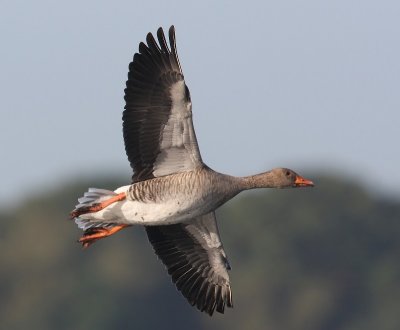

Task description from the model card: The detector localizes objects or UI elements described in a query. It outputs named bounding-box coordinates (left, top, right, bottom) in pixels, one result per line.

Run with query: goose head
left=269, top=168, right=314, bottom=188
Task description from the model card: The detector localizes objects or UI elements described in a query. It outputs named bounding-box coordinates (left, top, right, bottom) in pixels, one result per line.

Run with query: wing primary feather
left=168, top=25, right=182, bottom=72
left=145, top=32, right=168, bottom=71
left=215, top=286, right=225, bottom=313
left=146, top=32, right=161, bottom=54
left=138, top=41, right=151, bottom=56
left=157, top=27, right=170, bottom=54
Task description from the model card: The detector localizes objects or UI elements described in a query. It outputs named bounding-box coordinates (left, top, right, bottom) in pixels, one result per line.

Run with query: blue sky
left=1, top=0, right=399, bottom=206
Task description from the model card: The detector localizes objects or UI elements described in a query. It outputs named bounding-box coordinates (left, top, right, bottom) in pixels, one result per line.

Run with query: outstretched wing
left=145, top=212, right=233, bottom=316
left=123, top=26, right=203, bottom=183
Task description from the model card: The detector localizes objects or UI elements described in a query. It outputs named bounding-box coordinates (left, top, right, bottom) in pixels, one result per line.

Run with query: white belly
left=80, top=185, right=209, bottom=225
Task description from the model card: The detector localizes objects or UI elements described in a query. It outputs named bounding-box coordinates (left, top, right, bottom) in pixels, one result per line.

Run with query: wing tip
left=169, top=25, right=175, bottom=36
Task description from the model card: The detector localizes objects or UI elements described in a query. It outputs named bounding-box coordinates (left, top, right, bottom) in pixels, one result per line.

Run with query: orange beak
left=294, top=175, right=314, bottom=187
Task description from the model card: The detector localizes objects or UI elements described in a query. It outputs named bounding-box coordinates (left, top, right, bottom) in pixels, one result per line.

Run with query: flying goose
left=70, top=26, right=314, bottom=316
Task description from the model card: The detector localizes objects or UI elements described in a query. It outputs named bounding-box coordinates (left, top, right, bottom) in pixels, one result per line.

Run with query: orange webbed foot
left=78, top=224, right=130, bottom=248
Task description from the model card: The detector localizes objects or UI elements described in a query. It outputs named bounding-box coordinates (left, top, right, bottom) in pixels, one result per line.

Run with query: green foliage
left=0, top=175, right=399, bottom=330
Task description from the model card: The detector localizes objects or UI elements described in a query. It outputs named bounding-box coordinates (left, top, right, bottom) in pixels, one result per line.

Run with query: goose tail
left=70, top=188, right=125, bottom=227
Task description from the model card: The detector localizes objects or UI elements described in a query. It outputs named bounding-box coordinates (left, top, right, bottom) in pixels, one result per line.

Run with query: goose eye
left=285, top=171, right=291, bottom=177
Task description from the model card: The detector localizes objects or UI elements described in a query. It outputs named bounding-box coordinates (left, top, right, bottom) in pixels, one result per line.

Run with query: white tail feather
left=88, top=188, right=117, bottom=195
left=73, top=188, right=117, bottom=209
left=72, top=188, right=119, bottom=231
left=75, top=217, right=116, bottom=231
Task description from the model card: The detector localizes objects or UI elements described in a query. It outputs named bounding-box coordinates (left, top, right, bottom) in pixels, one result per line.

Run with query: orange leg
left=70, top=192, right=126, bottom=218
left=79, top=224, right=130, bottom=248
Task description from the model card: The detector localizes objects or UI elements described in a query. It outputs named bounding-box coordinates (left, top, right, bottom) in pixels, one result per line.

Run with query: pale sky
left=1, top=0, right=399, bottom=207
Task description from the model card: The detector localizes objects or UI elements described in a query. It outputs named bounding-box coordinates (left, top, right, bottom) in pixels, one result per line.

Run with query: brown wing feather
left=123, top=26, right=202, bottom=183
left=145, top=212, right=233, bottom=316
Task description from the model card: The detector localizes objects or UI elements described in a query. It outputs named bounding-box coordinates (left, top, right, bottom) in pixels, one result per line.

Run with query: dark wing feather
left=145, top=212, right=233, bottom=316
left=124, top=26, right=202, bottom=183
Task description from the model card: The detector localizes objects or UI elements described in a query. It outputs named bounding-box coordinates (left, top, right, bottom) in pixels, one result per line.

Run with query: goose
left=70, top=26, right=314, bottom=316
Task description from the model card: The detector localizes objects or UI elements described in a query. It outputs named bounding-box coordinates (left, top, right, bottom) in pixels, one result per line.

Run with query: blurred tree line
left=0, top=174, right=399, bottom=330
